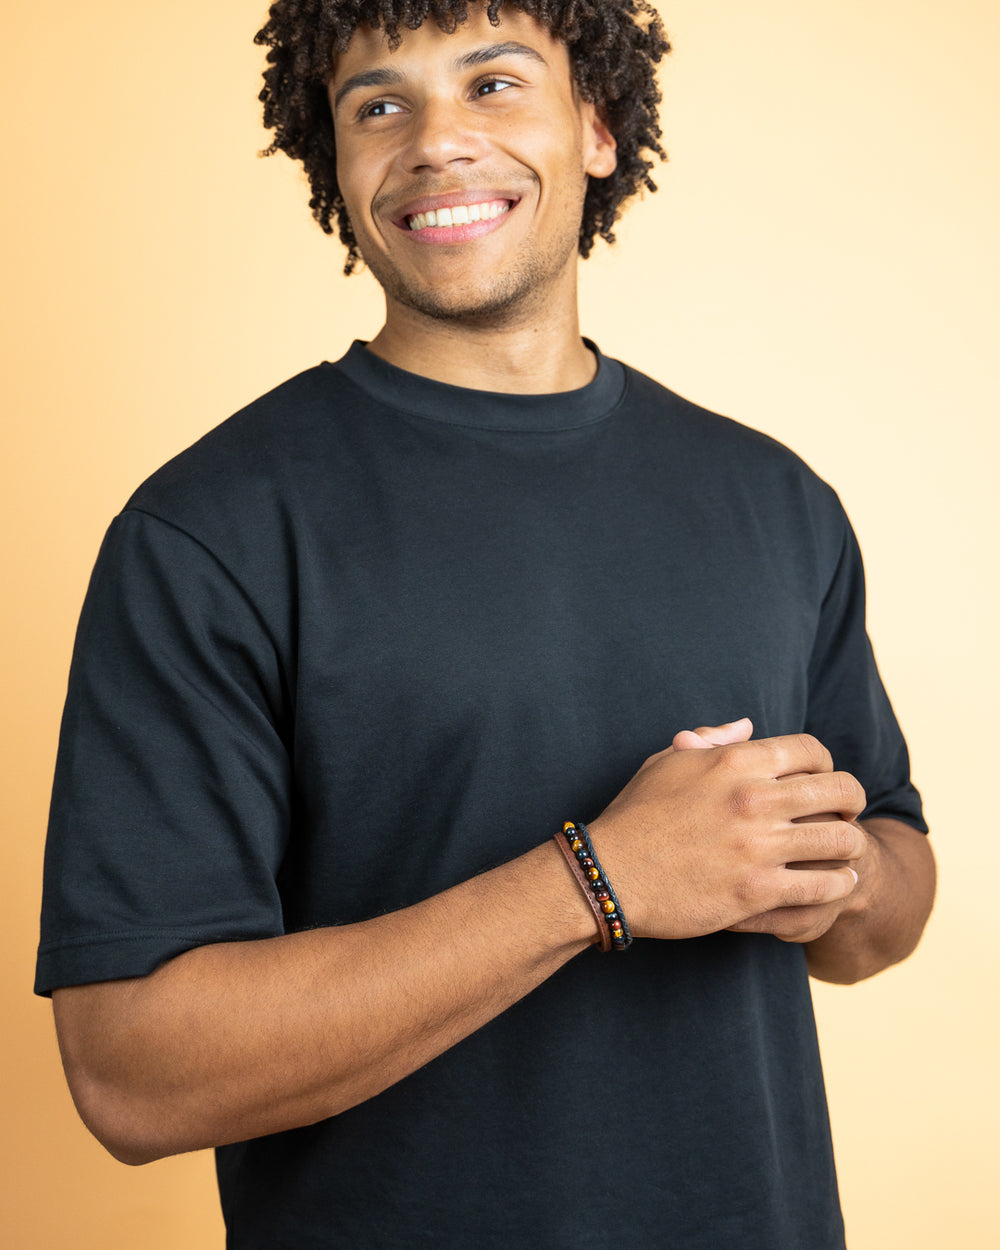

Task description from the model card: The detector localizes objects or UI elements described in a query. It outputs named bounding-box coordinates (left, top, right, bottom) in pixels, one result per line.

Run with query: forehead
left=330, top=5, right=570, bottom=85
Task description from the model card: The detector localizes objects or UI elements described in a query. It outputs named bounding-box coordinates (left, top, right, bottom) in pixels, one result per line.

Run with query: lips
left=390, top=190, right=520, bottom=234
left=406, top=199, right=512, bottom=230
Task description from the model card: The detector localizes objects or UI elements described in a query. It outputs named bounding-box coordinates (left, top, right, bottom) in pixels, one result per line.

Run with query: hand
left=588, top=722, right=866, bottom=942
left=670, top=721, right=869, bottom=944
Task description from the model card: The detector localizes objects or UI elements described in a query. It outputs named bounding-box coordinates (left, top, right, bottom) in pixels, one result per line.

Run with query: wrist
left=554, top=823, right=632, bottom=951
left=516, top=838, right=602, bottom=952
left=585, top=816, right=646, bottom=939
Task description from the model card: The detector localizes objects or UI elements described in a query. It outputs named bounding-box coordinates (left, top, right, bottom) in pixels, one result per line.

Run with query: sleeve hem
left=34, top=923, right=284, bottom=997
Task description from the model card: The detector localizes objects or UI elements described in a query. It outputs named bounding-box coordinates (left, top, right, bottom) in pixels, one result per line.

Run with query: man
left=37, top=2, right=935, bottom=1246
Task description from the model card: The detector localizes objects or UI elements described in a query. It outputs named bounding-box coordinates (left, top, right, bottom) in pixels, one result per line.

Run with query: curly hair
left=255, top=0, right=670, bottom=275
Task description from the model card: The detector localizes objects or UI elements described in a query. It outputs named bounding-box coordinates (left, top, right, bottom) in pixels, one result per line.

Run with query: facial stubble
left=351, top=191, right=586, bottom=328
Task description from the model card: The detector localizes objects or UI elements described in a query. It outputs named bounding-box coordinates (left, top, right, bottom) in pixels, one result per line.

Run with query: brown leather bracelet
left=553, top=829, right=613, bottom=951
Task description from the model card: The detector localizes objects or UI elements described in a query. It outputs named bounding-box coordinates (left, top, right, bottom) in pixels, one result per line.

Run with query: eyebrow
left=332, top=41, right=549, bottom=112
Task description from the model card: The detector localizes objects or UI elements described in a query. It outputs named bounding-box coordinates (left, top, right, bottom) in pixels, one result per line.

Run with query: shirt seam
left=329, top=362, right=632, bottom=433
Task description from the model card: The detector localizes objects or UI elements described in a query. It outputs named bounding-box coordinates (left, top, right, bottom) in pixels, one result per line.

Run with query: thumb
left=673, top=717, right=753, bottom=752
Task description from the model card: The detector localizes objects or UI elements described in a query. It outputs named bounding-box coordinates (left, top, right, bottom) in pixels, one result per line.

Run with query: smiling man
left=327, top=13, right=615, bottom=358
left=37, top=3, right=934, bottom=1248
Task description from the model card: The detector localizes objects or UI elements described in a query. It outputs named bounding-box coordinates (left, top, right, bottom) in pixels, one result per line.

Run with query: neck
left=365, top=284, right=597, bottom=395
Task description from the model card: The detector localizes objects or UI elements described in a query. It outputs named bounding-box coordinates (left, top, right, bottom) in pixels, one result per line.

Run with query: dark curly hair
left=255, top=1, right=670, bottom=274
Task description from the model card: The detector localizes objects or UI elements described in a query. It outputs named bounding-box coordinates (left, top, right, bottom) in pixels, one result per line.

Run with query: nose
left=401, top=96, right=486, bottom=173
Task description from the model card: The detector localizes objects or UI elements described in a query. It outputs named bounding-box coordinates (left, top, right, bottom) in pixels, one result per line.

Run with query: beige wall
left=3, top=2, right=996, bottom=1245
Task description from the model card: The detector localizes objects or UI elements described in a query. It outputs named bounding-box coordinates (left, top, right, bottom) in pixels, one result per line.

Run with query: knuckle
left=833, top=771, right=866, bottom=816
left=770, top=910, right=812, bottom=941
left=712, top=744, right=743, bottom=777
left=831, top=821, right=857, bottom=861
left=729, top=782, right=763, bottom=819
left=786, top=874, right=830, bottom=908
left=795, top=732, right=831, bottom=772
left=846, top=821, right=868, bottom=859
left=735, top=868, right=767, bottom=908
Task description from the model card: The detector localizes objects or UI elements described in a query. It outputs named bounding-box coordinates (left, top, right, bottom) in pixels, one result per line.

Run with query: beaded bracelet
left=553, top=821, right=633, bottom=952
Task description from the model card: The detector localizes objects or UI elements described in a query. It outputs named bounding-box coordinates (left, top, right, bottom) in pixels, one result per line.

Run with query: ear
left=582, top=103, right=617, bottom=179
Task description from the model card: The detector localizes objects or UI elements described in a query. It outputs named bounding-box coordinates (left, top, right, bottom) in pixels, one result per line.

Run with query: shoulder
left=622, top=361, right=841, bottom=488
left=620, top=363, right=815, bottom=472
left=127, top=363, right=354, bottom=518
left=617, top=360, right=852, bottom=555
left=96, top=361, right=376, bottom=604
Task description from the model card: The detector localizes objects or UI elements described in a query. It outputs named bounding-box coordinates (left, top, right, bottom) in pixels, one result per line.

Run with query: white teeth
left=407, top=201, right=510, bottom=230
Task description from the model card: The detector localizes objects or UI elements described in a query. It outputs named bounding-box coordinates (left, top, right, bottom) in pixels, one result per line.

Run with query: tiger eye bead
left=602, top=900, right=617, bottom=915
left=570, top=838, right=584, bottom=853
left=595, top=889, right=610, bottom=901
left=586, top=867, right=600, bottom=882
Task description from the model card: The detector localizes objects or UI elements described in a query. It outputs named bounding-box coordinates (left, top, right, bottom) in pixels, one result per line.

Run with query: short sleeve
left=805, top=512, right=927, bottom=832
left=35, top=509, right=293, bottom=995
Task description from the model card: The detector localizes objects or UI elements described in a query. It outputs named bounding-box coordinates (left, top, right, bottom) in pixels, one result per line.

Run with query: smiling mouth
left=404, top=199, right=514, bottom=231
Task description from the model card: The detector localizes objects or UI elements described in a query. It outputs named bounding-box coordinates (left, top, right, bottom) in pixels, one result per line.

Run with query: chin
left=357, top=227, right=578, bottom=326
left=394, top=279, right=545, bottom=325
left=367, top=252, right=546, bottom=322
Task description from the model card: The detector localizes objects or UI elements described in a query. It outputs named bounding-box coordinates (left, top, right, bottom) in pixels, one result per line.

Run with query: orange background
left=3, top=2, right=997, bottom=1246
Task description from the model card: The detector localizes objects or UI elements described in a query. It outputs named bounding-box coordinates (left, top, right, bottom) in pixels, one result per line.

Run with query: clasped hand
left=588, top=719, right=868, bottom=945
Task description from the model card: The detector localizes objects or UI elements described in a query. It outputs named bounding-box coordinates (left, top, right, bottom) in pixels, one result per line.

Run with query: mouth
left=392, top=194, right=519, bottom=243
left=405, top=199, right=513, bottom=231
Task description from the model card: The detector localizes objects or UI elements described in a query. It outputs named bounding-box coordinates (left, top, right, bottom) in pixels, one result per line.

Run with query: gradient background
left=3, top=1, right=997, bottom=1246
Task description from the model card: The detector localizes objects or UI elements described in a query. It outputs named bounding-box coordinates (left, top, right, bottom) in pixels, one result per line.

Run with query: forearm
left=53, top=729, right=890, bottom=1163
left=54, top=839, right=595, bottom=1165
left=805, top=817, right=936, bottom=984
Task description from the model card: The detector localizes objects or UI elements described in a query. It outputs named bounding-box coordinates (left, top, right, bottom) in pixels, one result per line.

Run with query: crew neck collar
left=330, top=339, right=626, bottom=432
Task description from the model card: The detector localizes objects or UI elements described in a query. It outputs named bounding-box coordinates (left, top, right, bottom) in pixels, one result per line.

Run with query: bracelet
left=553, top=821, right=633, bottom=952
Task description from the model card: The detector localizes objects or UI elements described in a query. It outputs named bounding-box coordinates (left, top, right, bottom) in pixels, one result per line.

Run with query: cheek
left=340, top=150, right=400, bottom=235
left=335, top=142, right=376, bottom=208
left=545, top=145, right=591, bottom=209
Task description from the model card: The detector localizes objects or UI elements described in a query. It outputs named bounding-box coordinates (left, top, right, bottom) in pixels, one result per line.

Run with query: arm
left=53, top=730, right=863, bottom=1165
left=54, top=841, right=596, bottom=1165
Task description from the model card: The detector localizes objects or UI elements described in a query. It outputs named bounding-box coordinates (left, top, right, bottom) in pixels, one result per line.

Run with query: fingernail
left=849, top=868, right=859, bottom=884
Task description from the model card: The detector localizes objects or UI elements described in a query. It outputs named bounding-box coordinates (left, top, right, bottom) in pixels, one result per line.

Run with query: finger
left=727, top=903, right=842, bottom=944
left=779, top=771, right=867, bottom=823
left=673, top=718, right=753, bottom=752
left=752, top=732, right=834, bottom=778
left=772, top=862, right=859, bottom=909
left=783, top=818, right=868, bottom=865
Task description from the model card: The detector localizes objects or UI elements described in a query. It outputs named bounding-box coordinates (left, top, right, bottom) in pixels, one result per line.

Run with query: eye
left=473, top=77, right=514, bottom=98
left=359, top=99, right=404, bottom=119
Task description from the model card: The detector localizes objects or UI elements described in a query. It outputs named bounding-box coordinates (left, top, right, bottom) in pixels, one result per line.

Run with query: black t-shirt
left=37, top=342, right=925, bottom=1248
